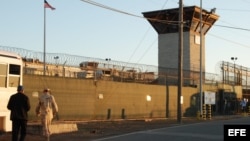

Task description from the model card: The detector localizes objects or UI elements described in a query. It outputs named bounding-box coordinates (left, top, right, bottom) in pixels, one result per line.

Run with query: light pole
left=105, top=58, right=111, bottom=68
left=54, top=56, right=59, bottom=67
left=231, top=57, right=237, bottom=85
left=54, top=56, right=59, bottom=76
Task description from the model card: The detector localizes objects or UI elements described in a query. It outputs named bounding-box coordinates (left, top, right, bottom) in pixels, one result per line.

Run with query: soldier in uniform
left=36, top=88, right=58, bottom=141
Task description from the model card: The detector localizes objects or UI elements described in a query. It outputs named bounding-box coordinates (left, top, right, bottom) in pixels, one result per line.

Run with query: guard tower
left=142, top=6, right=219, bottom=85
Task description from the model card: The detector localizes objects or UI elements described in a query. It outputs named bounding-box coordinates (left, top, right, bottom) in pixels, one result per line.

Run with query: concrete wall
left=23, top=75, right=242, bottom=121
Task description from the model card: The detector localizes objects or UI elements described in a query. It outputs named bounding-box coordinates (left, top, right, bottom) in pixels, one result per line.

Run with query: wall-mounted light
left=146, top=95, right=151, bottom=101
left=98, top=94, right=103, bottom=99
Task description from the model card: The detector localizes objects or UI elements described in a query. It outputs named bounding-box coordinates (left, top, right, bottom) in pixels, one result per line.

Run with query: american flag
left=44, top=0, right=55, bottom=10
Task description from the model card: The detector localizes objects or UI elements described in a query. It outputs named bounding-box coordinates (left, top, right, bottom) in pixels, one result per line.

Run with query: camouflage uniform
left=36, top=88, right=58, bottom=138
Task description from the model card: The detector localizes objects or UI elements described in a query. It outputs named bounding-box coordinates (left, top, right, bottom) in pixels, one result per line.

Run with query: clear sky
left=1, top=0, right=250, bottom=74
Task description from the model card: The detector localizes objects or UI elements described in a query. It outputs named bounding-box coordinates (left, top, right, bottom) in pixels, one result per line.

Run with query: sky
left=1, top=0, right=250, bottom=74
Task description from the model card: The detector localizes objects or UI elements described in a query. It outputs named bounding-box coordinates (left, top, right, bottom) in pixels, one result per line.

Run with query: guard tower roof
left=142, top=6, right=219, bottom=35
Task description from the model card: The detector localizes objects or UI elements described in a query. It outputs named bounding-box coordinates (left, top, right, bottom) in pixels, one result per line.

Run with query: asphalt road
left=93, top=117, right=250, bottom=141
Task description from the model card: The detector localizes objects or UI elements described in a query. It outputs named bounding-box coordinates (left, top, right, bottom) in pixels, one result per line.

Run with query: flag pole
left=43, top=3, right=46, bottom=76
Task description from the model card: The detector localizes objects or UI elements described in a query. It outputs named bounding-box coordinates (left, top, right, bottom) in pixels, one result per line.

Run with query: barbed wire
left=0, top=45, right=157, bottom=73
left=3, top=45, right=250, bottom=85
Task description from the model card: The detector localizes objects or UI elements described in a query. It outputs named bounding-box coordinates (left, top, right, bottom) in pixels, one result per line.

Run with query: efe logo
left=228, top=129, right=246, bottom=136
left=224, top=125, right=250, bottom=140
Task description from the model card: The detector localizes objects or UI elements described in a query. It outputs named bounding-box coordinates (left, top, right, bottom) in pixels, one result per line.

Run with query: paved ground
left=0, top=115, right=244, bottom=141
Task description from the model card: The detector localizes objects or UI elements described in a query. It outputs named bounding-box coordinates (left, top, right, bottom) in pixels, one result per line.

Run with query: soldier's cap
left=44, top=88, right=51, bottom=92
left=17, top=85, right=24, bottom=91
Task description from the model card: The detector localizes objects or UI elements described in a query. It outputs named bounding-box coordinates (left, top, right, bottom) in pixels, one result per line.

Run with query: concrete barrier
left=27, top=122, right=78, bottom=135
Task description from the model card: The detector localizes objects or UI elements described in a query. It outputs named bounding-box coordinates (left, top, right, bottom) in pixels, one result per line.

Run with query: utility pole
left=199, top=0, right=203, bottom=119
left=177, top=0, right=183, bottom=124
